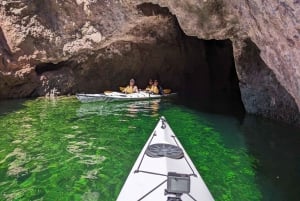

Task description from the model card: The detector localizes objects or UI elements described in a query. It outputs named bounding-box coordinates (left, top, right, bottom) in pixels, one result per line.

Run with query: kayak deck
left=117, top=117, right=214, bottom=201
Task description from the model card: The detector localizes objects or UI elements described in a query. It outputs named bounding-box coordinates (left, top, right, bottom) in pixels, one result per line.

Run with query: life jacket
left=150, top=85, right=160, bottom=94
left=124, top=85, right=137, bottom=94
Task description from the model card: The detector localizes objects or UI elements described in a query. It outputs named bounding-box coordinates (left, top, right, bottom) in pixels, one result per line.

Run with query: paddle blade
left=119, top=87, right=125, bottom=92
left=104, top=91, right=112, bottom=95
left=163, top=89, right=171, bottom=94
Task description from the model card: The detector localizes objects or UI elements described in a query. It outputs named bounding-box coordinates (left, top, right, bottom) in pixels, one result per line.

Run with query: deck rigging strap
left=135, top=131, right=156, bottom=173
left=171, top=136, right=197, bottom=177
left=137, top=179, right=167, bottom=201
left=136, top=170, right=167, bottom=177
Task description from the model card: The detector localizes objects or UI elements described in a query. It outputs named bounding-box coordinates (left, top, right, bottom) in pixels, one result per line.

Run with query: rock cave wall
left=0, top=0, right=299, bottom=126
left=237, top=39, right=299, bottom=124
left=141, top=0, right=300, bottom=124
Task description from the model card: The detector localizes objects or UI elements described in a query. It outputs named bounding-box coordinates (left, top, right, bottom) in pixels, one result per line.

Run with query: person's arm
left=134, top=86, right=138, bottom=93
left=123, top=86, right=128, bottom=94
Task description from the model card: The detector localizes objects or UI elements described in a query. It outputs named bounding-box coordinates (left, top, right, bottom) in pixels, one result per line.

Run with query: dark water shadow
left=172, top=97, right=300, bottom=201
left=0, top=99, right=28, bottom=117
left=241, top=115, right=300, bottom=201
left=174, top=94, right=245, bottom=122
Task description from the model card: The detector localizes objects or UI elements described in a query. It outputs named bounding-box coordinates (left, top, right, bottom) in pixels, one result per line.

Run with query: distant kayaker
left=145, top=79, right=153, bottom=91
left=123, top=78, right=138, bottom=94
left=150, top=80, right=164, bottom=95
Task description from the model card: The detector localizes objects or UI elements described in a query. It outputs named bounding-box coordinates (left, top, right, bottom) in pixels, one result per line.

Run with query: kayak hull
left=117, top=116, right=214, bottom=201
left=76, top=92, right=176, bottom=103
left=75, top=94, right=107, bottom=103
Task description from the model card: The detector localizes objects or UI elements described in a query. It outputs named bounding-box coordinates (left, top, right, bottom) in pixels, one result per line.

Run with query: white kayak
left=117, top=116, right=214, bottom=201
left=76, top=91, right=176, bottom=103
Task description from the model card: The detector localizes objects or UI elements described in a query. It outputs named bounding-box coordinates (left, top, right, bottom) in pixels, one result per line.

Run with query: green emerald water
left=0, top=97, right=299, bottom=201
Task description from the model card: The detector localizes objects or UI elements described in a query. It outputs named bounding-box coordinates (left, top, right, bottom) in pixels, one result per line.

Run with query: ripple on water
left=11, top=140, right=22, bottom=144
left=0, top=148, right=28, bottom=177
left=78, top=155, right=106, bottom=165
left=3, top=188, right=28, bottom=201
left=82, top=191, right=100, bottom=201
left=66, top=140, right=106, bottom=165
left=65, top=134, right=76, bottom=139
left=82, top=169, right=100, bottom=180
left=71, top=126, right=79, bottom=129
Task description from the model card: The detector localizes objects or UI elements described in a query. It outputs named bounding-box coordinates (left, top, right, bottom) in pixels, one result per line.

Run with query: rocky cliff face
left=0, top=0, right=299, bottom=125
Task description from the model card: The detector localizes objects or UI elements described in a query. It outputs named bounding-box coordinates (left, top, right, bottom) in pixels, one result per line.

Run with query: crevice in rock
left=0, top=27, right=12, bottom=57
left=35, top=61, right=69, bottom=75
left=137, top=3, right=171, bottom=16
left=0, top=27, right=13, bottom=70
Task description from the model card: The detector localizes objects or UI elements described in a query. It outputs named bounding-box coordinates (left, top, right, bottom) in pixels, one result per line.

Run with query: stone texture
left=237, top=39, right=299, bottom=124
left=0, top=0, right=299, bottom=125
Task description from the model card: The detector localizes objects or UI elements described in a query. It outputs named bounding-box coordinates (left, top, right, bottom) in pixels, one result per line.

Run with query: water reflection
left=76, top=99, right=161, bottom=118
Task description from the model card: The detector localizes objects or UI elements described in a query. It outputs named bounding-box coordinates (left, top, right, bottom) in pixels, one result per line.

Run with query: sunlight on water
left=0, top=96, right=298, bottom=200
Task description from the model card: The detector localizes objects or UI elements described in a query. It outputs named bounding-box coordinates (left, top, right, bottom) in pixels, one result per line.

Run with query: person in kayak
left=123, top=78, right=139, bottom=94
left=145, top=79, right=153, bottom=91
left=150, top=80, right=164, bottom=95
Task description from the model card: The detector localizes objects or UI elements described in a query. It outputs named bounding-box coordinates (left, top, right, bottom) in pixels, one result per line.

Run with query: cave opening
left=136, top=3, right=245, bottom=116
left=35, top=61, right=69, bottom=75
left=182, top=38, right=244, bottom=115
left=36, top=2, right=245, bottom=116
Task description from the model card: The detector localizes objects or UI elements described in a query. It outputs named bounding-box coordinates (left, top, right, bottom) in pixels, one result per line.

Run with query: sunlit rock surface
left=0, top=0, right=299, bottom=125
